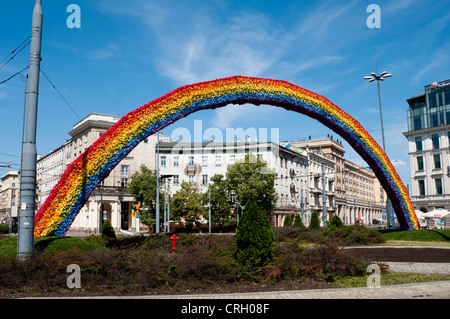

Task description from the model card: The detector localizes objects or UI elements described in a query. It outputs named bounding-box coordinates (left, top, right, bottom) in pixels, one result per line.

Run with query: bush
left=329, top=215, right=344, bottom=228
left=309, top=211, right=321, bottom=230
left=283, top=215, right=292, bottom=227
left=234, top=200, right=275, bottom=267
left=0, top=225, right=9, bottom=234
left=101, top=220, right=116, bottom=239
left=323, top=224, right=385, bottom=246
left=293, top=214, right=305, bottom=229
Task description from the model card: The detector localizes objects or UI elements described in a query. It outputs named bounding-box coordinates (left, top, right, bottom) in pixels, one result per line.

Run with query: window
left=435, top=178, right=443, bottom=195
left=430, top=112, right=440, bottom=127
left=215, top=155, right=222, bottom=167
left=173, top=175, right=179, bottom=185
left=418, top=180, right=425, bottom=196
left=415, top=137, right=422, bottom=151
left=417, top=156, right=424, bottom=170
left=121, top=165, right=129, bottom=177
left=188, top=175, right=195, bottom=183
left=445, top=88, right=450, bottom=106
left=432, top=134, right=439, bottom=149
left=160, top=156, right=166, bottom=166
left=121, top=178, right=128, bottom=188
left=202, top=174, right=208, bottom=185
left=429, top=93, right=438, bottom=108
left=189, top=156, right=194, bottom=166
left=202, top=156, right=208, bottom=167
left=174, top=156, right=179, bottom=167
left=434, top=154, right=441, bottom=169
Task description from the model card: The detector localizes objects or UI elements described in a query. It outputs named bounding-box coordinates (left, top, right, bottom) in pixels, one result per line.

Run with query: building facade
left=0, top=170, right=20, bottom=227
left=404, top=79, right=450, bottom=212
left=158, top=139, right=338, bottom=227
left=37, top=113, right=171, bottom=233
left=287, top=137, right=385, bottom=226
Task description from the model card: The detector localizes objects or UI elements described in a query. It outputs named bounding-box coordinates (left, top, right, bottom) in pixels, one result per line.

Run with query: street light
left=363, top=71, right=392, bottom=150
left=364, top=70, right=393, bottom=228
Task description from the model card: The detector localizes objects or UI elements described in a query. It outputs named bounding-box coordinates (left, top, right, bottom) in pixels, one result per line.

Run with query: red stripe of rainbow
left=34, top=76, right=419, bottom=237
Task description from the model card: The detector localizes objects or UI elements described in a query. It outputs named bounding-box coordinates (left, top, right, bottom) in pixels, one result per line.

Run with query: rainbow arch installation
left=34, top=76, right=420, bottom=236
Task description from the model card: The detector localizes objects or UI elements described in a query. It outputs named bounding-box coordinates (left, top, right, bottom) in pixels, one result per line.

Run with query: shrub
left=323, top=224, right=385, bottom=246
left=0, top=225, right=9, bottom=234
left=309, top=211, right=321, bottom=230
left=234, top=200, right=275, bottom=267
left=329, top=215, right=344, bottom=228
left=101, top=220, right=116, bottom=239
left=293, top=214, right=305, bottom=229
left=283, top=215, right=292, bottom=227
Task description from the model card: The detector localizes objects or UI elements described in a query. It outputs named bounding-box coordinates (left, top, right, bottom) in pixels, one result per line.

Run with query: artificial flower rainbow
left=34, top=76, right=420, bottom=236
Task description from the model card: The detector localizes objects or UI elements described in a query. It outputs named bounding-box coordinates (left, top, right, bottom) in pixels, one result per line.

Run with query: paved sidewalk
left=82, top=281, right=450, bottom=299
left=387, top=262, right=450, bottom=274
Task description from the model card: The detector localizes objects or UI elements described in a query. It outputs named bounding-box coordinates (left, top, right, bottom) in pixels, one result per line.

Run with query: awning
left=422, top=209, right=450, bottom=219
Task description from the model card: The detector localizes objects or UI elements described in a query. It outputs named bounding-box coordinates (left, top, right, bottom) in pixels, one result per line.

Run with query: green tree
left=234, top=200, right=274, bottom=267
left=170, top=181, right=205, bottom=230
left=101, top=219, right=116, bottom=239
left=309, top=211, right=321, bottom=230
left=127, top=165, right=164, bottom=230
left=226, top=153, right=278, bottom=213
left=329, top=214, right=344, bottom=228
left=293, top=214, right=305, bottom=229
left=203, top=174, right=232, bottom=230
left=283, top=214, right=292, bottom=227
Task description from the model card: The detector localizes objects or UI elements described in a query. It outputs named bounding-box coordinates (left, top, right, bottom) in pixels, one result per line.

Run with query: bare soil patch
left=345, top=247, right=450, bottom=263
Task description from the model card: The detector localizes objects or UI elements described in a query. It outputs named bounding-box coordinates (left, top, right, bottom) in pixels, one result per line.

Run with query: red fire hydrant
left=171, top=234, right=178, bottom=254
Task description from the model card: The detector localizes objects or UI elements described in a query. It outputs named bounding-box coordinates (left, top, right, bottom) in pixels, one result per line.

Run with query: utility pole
left=208, top=183, right=211, bottom=234
left=322, top=162, right=327, bottom=227
left=17, top=0, right=42, bottom=259
left=99, top=181, right=103, bottom=234
left=155, top=133, right=160, bottom=233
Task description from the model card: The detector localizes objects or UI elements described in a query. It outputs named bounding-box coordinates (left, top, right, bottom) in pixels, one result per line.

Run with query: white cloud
left=89, top=43, right=120, bottom=61
left=154, top=12, right=289, bottom=85
left=391, top=159, right=406, bottom=167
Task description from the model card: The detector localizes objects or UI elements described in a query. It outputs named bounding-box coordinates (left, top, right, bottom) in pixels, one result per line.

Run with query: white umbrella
left=415, top=210, right=426, bottom=219
left=422, top=209, right=450, bottom=218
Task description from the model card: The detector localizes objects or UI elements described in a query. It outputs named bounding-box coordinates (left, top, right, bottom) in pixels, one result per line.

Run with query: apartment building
left=158, top=138, right=317, bottom=227
left=158, top=138, right=339, bottom=227
left=287, top=137, right=385, bottom=225
left=403, top=79, right=450, bottom=212
left=0, top=170, right=20, bottom=227
left=37, top=113, right=171, bottom=233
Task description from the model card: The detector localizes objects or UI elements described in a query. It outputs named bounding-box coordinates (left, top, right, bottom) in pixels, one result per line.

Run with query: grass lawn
left=380, top=229, right=450, bottom=245
left=0, top=235, right=105, bottom=258
left=332, top=272, right=450, bottom=289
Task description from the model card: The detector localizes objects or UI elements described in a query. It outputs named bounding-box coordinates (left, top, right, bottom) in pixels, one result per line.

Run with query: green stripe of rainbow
left=34, top=76, right=419, bottom=237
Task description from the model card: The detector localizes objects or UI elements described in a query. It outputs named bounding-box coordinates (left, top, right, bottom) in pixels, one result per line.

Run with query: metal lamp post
left=364, top=71, right=393, bottom=228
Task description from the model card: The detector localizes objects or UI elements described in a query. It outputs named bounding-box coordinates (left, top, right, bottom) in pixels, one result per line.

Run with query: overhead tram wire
left=0, top=36, right=31, bottom=71
left=0, top=66, right=29, bottom=86
left=40, top=68, right=82, bottom=120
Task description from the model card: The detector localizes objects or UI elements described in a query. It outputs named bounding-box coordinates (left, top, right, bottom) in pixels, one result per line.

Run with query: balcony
left=289, top=168, right=296, bottom=177
left=290, top=184, right=297, bottom=194
left=92, top=186, right=130, bottom=196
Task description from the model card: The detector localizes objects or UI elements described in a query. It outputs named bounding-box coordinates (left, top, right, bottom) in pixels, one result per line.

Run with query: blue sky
left=1, top=0, right=450, bottom=188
